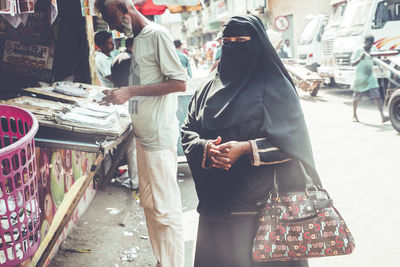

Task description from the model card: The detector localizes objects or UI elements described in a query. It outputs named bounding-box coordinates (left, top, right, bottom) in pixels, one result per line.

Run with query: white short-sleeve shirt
left=129, top=22, right=187, bottom=150
left=95, top=51, right=114, bottom=88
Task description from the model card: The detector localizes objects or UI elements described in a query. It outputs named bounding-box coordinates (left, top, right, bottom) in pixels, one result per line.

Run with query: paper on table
left=55, top=111, right=121, bottom=130
left=53, top=83, right=89, bottom=98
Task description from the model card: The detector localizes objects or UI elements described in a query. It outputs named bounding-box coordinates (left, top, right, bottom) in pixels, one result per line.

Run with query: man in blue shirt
left=351, top=35, right=388, bottom=123
left=174, top=39, right=192, bottom=78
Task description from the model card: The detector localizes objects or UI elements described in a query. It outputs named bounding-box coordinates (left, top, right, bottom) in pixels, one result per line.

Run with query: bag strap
left=273, top=160, right=314, bottom=193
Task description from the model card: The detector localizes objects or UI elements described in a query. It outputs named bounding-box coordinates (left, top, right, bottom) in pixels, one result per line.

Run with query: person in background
left=211, top=32, right=222, bottom=71
left=174, top=39, right=192, bottom=78
left=94, top=31, right=115, bottom=88
left=181, top=14, right=319, bottom=267
left=192, top=46, right=201, bottom=68
left=111, top=37, right=134, bottom=87
left=205, top=47, right=214, bottom=68
left=278, top=45, right=288, bottom=58
left=282, top=39, right=292, bottom=58
left=95, top=0, right=187, bottom=266
left=351, top=35, right=389, bottom=123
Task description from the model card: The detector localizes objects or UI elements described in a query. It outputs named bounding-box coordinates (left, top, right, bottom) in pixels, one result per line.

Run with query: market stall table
left=2, top=83, right=134, bottom=266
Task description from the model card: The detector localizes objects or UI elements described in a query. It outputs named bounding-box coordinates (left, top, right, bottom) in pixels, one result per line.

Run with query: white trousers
left=126, top=136, right=139, bottom=189
left=136, top=142, right=184, bottom=267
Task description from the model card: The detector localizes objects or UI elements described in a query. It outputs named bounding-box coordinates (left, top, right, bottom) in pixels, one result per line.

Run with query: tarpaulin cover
left=153, top=0, right=198, bottom=6
left=135, top=0, right=166, bottom=15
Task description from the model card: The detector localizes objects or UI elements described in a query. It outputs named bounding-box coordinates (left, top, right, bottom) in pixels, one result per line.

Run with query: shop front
left=0, top=0, right=131, bottom=265
left=0, top=0, right=201, bottom=265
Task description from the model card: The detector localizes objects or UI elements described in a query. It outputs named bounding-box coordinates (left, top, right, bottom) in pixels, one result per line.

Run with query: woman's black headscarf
left=197, top=15, right=321, bottom=185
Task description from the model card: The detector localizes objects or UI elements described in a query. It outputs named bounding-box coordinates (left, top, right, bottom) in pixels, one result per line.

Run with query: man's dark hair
left=125, top=37, right=134, bottom=48
left=95, top=31, right=112, bottom=47
left=174, top=40, right=182, bottom=48
left=365, top=35, right=374, bottom=43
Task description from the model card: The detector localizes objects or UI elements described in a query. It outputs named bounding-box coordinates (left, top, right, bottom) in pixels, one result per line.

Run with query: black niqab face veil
left=218, top=23, right=260, bottom=84
left=196, top=15, right=321, bottom=185
left=202, top=15, right=296, bottom=131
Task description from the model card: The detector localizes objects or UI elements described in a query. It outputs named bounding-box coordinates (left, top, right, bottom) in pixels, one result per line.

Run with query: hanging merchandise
left=2, top=4, right=54, bottom=82
left=1, top=0, right=37, bottom=15
left=80, top=0, right=95, bottom=16
left=50, top=0, right=57, bottom=24
left=17, top=0, right=35, bottom=13
left=0, top=0, right=39, bottom=28
left=0, top=13, right=27, bottom=28
left=0, top=0, right=17, bottom=15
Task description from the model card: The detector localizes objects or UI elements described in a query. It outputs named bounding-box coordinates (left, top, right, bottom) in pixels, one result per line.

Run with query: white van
left=297, top=14, right=327, bottom=72
left=333, top=0, right=400, bottom=86
left=318, top=0, right=348, bottom=83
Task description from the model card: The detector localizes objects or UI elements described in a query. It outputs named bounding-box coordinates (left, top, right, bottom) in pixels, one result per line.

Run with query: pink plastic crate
left=0, top=105, right=40, bottom=266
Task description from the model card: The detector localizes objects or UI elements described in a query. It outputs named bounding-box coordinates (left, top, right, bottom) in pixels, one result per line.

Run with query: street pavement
left=50, top=78, right=400, bottom=267
left=180, top=86, right=400, bottom=267
left=298, top=87, right=400, bottom=267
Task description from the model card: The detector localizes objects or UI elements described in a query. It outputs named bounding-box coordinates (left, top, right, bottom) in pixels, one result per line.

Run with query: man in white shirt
left=282, top=39, right=292, bottom=58
left=95, top=1, right=187, bottom=266
left=94, top=31, right=115, bottom=88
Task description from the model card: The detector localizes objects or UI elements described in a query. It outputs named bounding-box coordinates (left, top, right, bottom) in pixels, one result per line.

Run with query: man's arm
left=101, top=79, right=186, bottom=105
left=351, top=53, right=365, bottom=66
left=351, top=49, right=365, bottom=66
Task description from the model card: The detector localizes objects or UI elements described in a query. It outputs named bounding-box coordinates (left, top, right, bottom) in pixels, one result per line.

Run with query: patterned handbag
left=252, top=161, right=355, bottom=262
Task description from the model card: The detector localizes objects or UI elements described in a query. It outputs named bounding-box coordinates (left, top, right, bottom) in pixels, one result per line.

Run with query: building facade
left=267, top=0, right=332, bottom=57
left=183, top=0, right=268, bottom=47
left=175, top=0, right=331, bottom=57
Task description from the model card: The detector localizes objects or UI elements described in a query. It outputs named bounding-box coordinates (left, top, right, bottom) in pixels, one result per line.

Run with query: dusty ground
left=49, top=185, right=155, bottom=267
left=49, top=163, right=197, bottom=267
left=49, top=84, right=400, bottom=267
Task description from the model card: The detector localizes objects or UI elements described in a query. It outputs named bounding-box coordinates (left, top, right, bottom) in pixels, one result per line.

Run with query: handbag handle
left=272, top=160, right=315, bottom=193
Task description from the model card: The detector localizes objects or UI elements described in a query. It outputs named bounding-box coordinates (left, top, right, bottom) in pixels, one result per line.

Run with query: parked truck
left=333, top=0, right=400, bottom=87
left=297, top=14, right=327, bottom=72
left=318, top=0, right=348, bottom=84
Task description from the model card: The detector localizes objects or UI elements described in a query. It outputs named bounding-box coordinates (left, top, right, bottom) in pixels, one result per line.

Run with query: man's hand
left=100, top=87, right=133, bottom=105
left=360, top=53, right=366, bottom=60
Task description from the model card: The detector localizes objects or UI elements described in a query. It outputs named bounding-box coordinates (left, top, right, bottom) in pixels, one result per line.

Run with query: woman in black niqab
left=181, top=14, right=318, bottom=267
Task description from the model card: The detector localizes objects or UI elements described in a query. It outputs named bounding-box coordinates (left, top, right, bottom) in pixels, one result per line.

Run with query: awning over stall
left=153, top=0, right=198, bottom=5
left=135, top=0, right=166, bottom=15
left=136, top=0, right=202, bottom=15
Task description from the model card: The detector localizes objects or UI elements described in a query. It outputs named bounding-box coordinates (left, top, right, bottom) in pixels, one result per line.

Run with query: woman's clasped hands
left=206, top=136, right=252, bottom=171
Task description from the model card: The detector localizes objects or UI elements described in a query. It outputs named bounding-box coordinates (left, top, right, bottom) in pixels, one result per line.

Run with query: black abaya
left=194, top=216, right=308, bottom=267
left=181, top=14, right=320, bottom=267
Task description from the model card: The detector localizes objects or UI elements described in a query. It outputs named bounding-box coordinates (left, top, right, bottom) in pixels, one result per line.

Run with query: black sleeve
left=181, top=92, right=210, bottom=169
left=249, top=138, right=292, bottom=166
